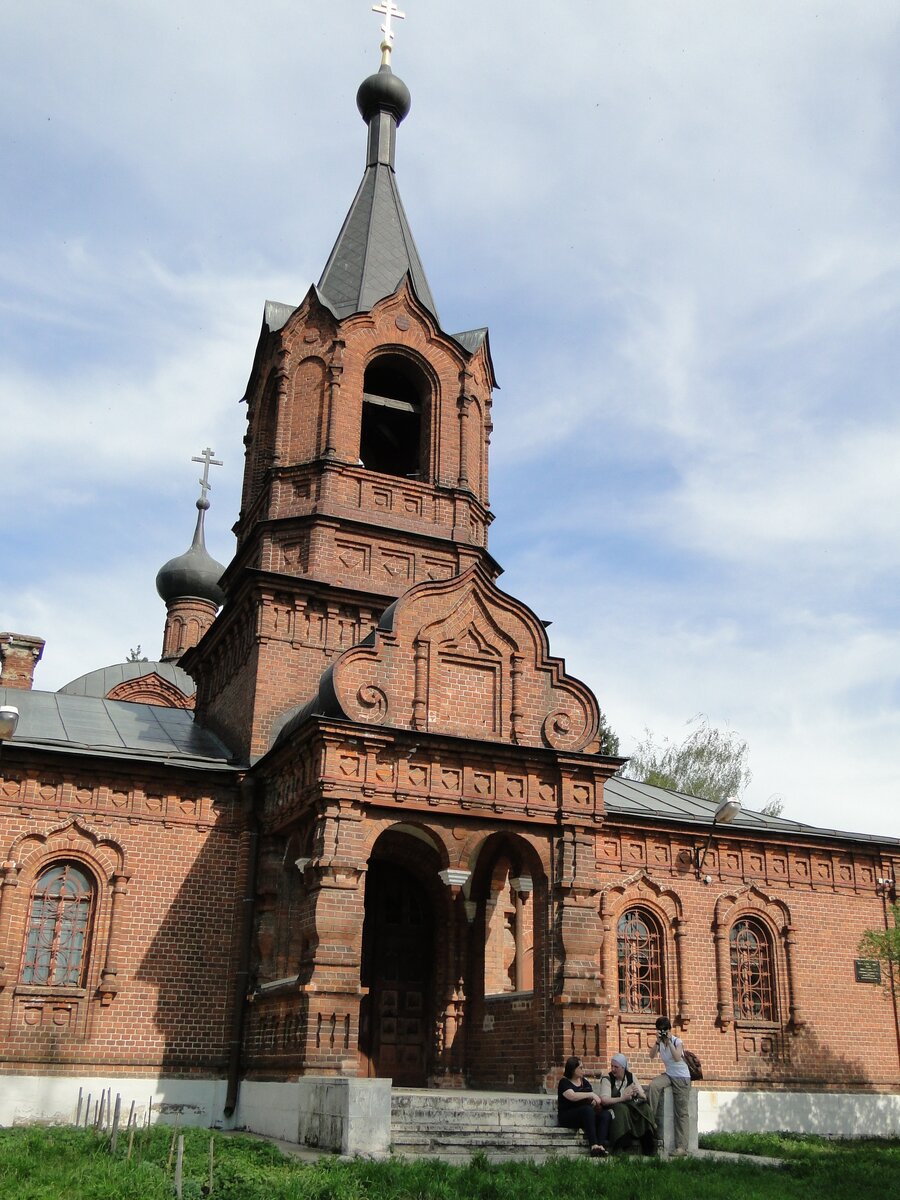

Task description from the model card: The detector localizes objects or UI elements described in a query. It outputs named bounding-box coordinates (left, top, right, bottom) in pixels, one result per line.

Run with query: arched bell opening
left=360, top=353, right=430, bottom=479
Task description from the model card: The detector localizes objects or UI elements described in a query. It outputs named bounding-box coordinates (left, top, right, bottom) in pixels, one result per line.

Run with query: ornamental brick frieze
left=320, top=565, right=602, bottom=752
left=597, top=827, right=880, bottom=895
left=313, top=737, right=609, bottom=826
left=195, top=612, right=256, bottom=697
left=253, top=593, right=379, bottom=658
left=0, top=770, right=224, bottom=829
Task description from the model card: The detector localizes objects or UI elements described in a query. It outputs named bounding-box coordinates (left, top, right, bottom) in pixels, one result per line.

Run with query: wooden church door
left=360, top=861, right=433, bottom=1086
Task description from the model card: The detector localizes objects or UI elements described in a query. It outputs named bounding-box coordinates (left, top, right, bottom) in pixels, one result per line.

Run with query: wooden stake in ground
left=208, top=1135, right=215, bottom=1196
left=110, top=1093, right=122, bottom=1153
left=75, top=1086, right=83, bottom=1127
left=127, top=1125, right=135, bottom=1162
left=167, top=1118, right=180, bottom=1171
left=174, top=1134, right=184, bottom=1200
left=84, top=1093, right=92, bottom=1129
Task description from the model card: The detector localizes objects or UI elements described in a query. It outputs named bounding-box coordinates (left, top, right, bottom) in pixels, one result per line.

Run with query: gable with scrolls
left=319, top=566, right=601, bottom=751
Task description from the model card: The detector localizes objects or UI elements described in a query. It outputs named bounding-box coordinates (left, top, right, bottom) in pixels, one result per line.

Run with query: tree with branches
left=859, top=903, right=900, bottom=989
left=622, top=714, right=751, bottom=804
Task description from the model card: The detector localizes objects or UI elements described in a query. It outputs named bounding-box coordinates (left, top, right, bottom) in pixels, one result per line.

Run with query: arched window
left=21, top=863, right=94, bottom=987
left=730, top=917, right=776, bottom=1020
left=360, top=354, right=428, bottom=478
left=617, top=907, right=664, bottom=1014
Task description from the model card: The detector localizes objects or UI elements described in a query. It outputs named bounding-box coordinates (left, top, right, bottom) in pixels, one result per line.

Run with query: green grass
left=0, top=1127, right=898, bottom=1200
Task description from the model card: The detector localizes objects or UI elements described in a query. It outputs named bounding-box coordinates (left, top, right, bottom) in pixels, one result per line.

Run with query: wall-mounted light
left=0, top=705, right=19, bottom=743
left=876, top=875, right=897, bottom=904
left=694, top=796, right=742, bottom=880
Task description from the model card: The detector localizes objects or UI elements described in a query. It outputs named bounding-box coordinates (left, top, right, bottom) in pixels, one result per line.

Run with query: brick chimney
left=0, top=633, right=45, bottom=690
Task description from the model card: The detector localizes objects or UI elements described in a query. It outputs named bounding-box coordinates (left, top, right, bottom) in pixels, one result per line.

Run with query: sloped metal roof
left=451, top=327, right=488, bottom=355
left=59, top=660, right=196, bottom=699
left=317, top=163, right=438, bottom=321
left=604, top=775, right=898, bottom=847
left=0, top=687, right=235, bottom=769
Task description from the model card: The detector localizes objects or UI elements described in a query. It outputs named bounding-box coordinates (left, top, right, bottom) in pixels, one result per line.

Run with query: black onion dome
left=155, top=502, right=226, bottom=607
left=356, top=63, right=411, bottom=124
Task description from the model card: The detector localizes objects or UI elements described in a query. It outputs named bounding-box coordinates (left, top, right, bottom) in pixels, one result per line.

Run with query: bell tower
left=186, top=36, right=498, bottom=759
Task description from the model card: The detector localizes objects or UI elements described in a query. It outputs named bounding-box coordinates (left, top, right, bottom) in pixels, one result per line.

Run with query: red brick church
left=1, top=31, right=897, bottom=1140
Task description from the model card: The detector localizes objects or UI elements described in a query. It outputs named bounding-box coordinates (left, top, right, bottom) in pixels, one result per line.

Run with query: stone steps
left=390, top=1088, right=588, bottom=1162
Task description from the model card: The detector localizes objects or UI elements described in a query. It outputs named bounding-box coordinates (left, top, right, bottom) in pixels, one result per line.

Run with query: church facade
left=0, top=42, right=898, bottom=1136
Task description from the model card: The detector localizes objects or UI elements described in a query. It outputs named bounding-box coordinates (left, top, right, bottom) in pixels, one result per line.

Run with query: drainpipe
left=224, top=774, right=261, bottom=1117
left=877, top=862, right=900, bottom=1071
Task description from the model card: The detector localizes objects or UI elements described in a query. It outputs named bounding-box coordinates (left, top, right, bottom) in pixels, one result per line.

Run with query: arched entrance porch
left=359, top=827, right=448, bottom=1086
left=464, top=831, right=550, bottom=1091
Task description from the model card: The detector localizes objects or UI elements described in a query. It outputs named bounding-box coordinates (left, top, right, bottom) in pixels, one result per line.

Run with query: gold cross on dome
left=191, top=446, right=223, bottom=503
left=373, top=1, right=405, bottom=55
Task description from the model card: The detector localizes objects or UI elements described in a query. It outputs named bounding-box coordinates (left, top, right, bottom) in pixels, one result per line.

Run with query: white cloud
left=1, top=2, right=898, bottom=844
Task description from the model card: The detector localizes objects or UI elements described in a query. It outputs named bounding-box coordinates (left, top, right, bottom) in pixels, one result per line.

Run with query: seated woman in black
left=557, top=1055, right=612, bottom=1157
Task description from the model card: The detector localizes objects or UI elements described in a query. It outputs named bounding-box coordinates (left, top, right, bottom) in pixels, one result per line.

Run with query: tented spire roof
left=317, top=61, right=438, bottom=321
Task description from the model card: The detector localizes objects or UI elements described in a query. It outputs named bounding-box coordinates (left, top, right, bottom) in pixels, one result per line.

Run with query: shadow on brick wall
left=710, top=1023, right=899, bottom=1136
left=134, top=804, right=243, bottom=1080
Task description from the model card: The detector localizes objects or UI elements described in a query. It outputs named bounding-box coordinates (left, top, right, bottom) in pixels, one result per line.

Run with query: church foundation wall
left=0, top=1073, right=229, bottom=1129
left=698, top=1087, right=900, bottom=1137
left=3, top=1073, right=897, bottom=1143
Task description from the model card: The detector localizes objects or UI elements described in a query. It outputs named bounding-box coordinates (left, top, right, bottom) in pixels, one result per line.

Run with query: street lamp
left=694, top=796, right=742, bottom=880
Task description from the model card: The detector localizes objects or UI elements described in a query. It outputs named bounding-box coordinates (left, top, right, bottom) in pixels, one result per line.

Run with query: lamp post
left=694, top=796, right=741, bottom=881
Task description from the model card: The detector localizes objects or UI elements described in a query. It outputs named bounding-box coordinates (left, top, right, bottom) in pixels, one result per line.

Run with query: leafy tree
left=622, top=714, right=751, bottom=804
left=859, top=903, right=900, bottom=986
left=597, top=710, right=620, bottom=757
left=127, top=645, right=148, bottom=662
left=760, top=795, right=785, bottom=817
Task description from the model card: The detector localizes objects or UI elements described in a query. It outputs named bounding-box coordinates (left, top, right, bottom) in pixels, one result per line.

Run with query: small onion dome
left=357, top=63, right=411, bottom=125
left=155, top=500, right=226, bottom=607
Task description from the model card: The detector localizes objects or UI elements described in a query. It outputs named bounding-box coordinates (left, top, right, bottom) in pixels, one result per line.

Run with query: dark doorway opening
left=360, top=860, right=433, bottom=1085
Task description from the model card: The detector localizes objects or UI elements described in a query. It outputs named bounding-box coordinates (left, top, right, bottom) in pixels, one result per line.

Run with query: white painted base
left=0, top=1075, right=231, bottom=1129
left=233, top=1077, right=392, bottom=1156
left=699, top=1089, right=900, bottom=1138
left=656, top=1087, right=700, bottom=1152
left=2, top=1076, right=898, bottom=1144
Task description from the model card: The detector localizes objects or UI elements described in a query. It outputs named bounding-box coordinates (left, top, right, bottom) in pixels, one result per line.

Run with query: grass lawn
left=0, top=1126, right=897, bottom=1200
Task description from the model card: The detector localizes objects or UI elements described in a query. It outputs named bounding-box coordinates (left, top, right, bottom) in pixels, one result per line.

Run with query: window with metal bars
left=21, top=862, right=94, bottom=987
left=616, top=907, right=665, bottom=1014
left=729, top=916, right=776, bottom=1020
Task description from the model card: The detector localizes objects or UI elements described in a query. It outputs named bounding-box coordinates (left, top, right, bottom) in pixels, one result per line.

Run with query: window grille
left=21, top=863, right=94, bottom=987
left=617, top=907, right=664, bottom=1013
left=730, top=917, right=776, bottom=1020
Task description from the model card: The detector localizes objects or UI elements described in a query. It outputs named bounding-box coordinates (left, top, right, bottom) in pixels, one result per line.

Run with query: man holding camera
left=646, top=1015, right=691, bottom=1156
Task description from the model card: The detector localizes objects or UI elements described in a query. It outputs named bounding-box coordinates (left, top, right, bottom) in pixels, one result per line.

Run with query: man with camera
left=646, top=1015, right=691, bottom=1156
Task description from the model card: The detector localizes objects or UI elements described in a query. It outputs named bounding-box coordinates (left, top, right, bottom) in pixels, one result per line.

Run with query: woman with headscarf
left=598, top=1052, right=657, bottom=1155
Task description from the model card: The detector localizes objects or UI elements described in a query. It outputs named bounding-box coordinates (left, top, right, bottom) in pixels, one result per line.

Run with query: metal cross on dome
left=372, top=1, right=405, bottom=53
left=191, top=446, right=223, bottom=504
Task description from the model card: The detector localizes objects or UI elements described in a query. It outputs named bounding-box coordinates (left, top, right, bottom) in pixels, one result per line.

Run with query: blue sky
left=2, top=2, right=899, bottom=837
